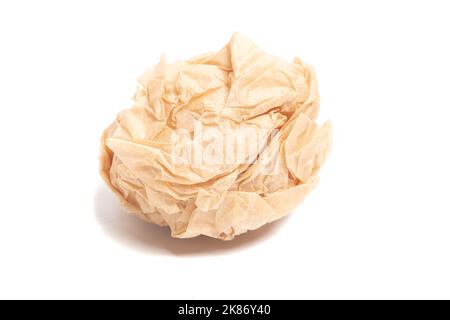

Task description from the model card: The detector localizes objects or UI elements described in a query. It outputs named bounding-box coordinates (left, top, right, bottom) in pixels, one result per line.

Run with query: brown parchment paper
left=100, top=33, right=331, bottom=240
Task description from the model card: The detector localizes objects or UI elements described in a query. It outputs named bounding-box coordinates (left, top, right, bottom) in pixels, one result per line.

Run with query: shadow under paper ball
left=93, top=184, right=288, bottom=256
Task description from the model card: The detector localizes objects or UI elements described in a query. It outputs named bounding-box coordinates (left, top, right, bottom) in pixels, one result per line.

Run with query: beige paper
left=100, top=33, right=331, bottom=240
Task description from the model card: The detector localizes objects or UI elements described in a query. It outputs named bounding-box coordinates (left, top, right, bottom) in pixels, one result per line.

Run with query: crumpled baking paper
left=100, top=33, right=331, bottom=240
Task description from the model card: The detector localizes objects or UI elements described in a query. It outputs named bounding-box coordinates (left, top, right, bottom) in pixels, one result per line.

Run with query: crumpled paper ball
left=100, top=33, right=331, bottom=240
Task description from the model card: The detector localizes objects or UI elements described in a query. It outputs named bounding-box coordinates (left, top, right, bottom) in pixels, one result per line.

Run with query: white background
left=0, top=0, right=449, bottom=299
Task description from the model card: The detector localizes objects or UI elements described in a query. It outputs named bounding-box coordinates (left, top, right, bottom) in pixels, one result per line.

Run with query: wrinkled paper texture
left=100, top=33, right=331, bottom=240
